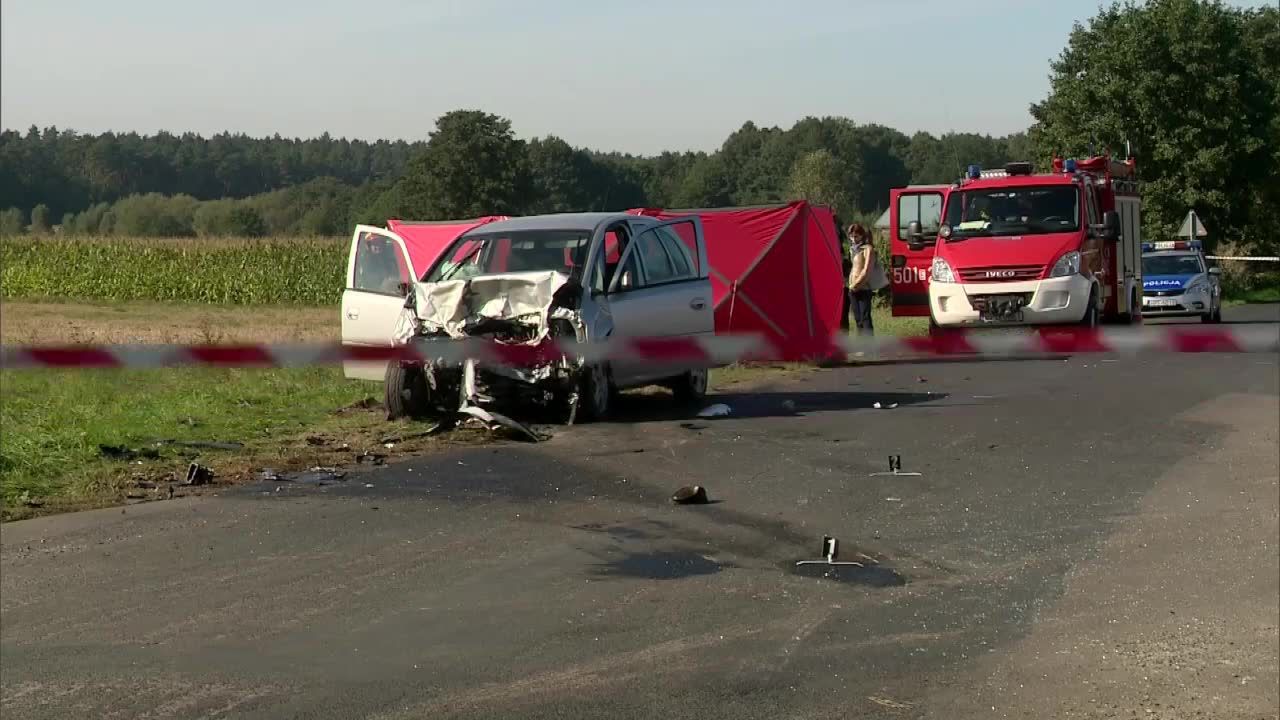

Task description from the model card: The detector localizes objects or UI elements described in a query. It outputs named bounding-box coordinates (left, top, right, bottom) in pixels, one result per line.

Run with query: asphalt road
left=4, top=304, right=1278, bottom=720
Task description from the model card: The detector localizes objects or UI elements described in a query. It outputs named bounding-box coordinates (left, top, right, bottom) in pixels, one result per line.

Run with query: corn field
left=1, top=236, right=347, bottom=305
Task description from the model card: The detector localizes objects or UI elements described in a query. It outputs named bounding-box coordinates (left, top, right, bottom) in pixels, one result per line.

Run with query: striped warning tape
left=1205, top=256, right=1280, bottom=262
left=1, top=326, right=1277, bottom=370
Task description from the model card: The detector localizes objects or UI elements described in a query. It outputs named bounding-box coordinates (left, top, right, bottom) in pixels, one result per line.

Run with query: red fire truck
left=888, top=155, right=1142, bottom=327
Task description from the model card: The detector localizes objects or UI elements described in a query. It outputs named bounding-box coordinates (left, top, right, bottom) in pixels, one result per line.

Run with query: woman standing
left=846, top=223, right=888, bottom=336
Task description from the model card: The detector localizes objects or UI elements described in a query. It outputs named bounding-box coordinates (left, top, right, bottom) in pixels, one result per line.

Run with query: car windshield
left=943, top=185, right=1081, bottom=238
left=425, top=229, right=592, bottom=282
left=1143, top=253, right=1203, bottom=275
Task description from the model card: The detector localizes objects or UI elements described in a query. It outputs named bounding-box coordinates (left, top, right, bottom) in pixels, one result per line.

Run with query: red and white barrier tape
left=1205, top=255, right=1280, bottom=262
left=1, top=326, right=1277, bottom=370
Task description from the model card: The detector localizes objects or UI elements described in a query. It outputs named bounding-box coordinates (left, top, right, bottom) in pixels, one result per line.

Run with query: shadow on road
left=604, top=389, right=947, bottom=423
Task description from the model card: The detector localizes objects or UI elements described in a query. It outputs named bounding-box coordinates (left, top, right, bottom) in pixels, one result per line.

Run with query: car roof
left=462, top=212, right=645, bottom=235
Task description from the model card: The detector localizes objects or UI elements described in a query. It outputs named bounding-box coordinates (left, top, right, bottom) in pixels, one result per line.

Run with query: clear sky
left=1, top=0, right=1272, bottom=154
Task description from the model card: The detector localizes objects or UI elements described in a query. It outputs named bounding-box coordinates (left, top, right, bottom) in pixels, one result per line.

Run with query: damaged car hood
left=410, top=271, right=570, bottom=338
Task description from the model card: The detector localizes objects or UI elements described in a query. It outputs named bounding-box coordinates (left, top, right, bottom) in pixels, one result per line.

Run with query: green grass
left=1224, top=284, right=1280, bottom=305
left=0, top=366, right=379, bottom=516
left=0, top=236, right=346, bottom=305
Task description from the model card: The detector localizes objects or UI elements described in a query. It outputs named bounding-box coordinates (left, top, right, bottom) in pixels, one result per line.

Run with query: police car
left=1140, top=240, right=1222, bottom=323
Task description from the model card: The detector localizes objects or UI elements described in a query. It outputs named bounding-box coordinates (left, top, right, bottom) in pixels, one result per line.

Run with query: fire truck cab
left=890, top=156, right=1143, bottom=327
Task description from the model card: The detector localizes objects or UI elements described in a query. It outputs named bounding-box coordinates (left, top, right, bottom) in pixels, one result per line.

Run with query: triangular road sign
left=1177, top=210, right=1208, bottom=238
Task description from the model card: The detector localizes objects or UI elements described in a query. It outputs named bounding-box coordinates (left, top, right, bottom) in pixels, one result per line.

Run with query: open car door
left=341, top=225, right=417, bottom=381
left=606, top=216, right=711, bottom=385
left=888, top=186, right=947, bottom=317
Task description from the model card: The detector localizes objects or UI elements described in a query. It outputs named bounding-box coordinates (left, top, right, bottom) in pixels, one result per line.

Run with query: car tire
left=578, top=362, right=612, bottom=422
left=384, top=362, right=430, bottom=420
left=671, top=367, right=709, bottom=406
left=1079, top=288, right=1100, bottom=328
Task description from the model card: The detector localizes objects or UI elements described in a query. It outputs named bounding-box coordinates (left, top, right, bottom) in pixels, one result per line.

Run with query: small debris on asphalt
left=383, top=443, right=395, bottom=450
left=259, top=468, right=285, bottom=482
left=885, top=497, right=902, bottom=502
left=872, top=402, right=899, bottom=410
left=356, top=452, right=387, bottom=466
left=916, top=376, right=928, bottom=383
left=697, top=403, right=732, bottom=418
left=364, top=483, right=375, bottom=488
left=679, top=422, right=710, bottom=431
left=184, top=463, right=215, bottom=486
left=671, top=485, right=709, bottom=505
left=988, top=443, right=999, bottom=450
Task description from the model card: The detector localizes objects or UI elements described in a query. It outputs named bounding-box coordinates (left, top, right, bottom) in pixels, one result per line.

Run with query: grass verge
left=0, top=302, right=926, bottom=520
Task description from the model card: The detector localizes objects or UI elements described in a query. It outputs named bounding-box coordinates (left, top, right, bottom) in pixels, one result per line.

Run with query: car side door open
left=341, top=225, right=417, bottom=381
left=605, top=217, right=711, bottom=385
left=888, top=187, right=947, bottom=317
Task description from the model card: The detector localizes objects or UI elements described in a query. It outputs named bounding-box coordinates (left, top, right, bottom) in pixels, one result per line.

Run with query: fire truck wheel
left=1079, top=288, right=1100, bottom=328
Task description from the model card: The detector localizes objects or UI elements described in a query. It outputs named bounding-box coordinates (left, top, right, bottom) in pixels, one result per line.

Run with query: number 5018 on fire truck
left=887, top=155, right=1142, bottom=328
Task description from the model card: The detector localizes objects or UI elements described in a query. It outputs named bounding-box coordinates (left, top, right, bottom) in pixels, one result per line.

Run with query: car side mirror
left=1101, top=211, right=1121, bottom=241
left=906, top=220, right=927, bottom=251
left=1208, top=266, right=1222, bottom=276
left=397, top=281, right=412, bottom=296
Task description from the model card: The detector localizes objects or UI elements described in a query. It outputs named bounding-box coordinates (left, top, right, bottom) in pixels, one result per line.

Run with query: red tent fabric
left=628, top=202, right=843, bottom=340
left=387, top=217, right=508, bottom=279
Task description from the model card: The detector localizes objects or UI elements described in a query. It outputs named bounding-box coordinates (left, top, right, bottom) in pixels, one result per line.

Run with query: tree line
left=0, top=119, right=1027, bottom=238
left=2, top=1, right=1274, bottom=259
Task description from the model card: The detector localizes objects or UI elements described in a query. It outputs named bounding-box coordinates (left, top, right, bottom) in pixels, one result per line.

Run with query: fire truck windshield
left=943, top=185, right=1081, bottom=239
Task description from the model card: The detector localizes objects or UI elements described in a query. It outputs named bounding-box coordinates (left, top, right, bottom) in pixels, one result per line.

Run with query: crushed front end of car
left=389, top=270, right=593, bottom=426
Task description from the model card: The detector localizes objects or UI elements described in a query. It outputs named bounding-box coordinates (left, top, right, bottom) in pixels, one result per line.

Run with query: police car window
left=1142, top=254, right=1204, bottom=275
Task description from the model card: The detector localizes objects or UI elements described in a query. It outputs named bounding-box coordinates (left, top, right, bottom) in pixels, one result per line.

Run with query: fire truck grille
left=958, top=265, right=1043, bottom=283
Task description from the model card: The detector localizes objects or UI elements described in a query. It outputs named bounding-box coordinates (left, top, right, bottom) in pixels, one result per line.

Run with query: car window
left=353, top=231, right=411, bottom=294
left=635, top=228, right=675, bottom=285
left=898, top=193, right=943, bottom=241
left=1142, top=254, right=1204, bottom=275
left=601, top=225, right=638, bottom=292
left=657, top=220, right=701, bottom=275
left=655, top=226, right=694, bottom=280
left=426, top=231, right=589, bottom=281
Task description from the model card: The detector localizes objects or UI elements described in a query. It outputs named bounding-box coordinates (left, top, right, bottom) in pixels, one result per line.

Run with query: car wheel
left=578, top=362, right=611, bottom=422
left=384, top=362, right=430, bottom=420
left=671, top=367, right=709, bottom=405
left=1079, top=289, right=1100, bottom=328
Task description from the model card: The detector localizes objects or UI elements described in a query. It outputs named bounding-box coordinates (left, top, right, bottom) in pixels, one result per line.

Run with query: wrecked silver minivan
left=384, top=212, right=715, bottom=423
